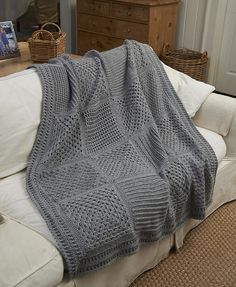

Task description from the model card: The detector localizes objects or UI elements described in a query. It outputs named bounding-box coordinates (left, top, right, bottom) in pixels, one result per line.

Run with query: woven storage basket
left=28, top=22, right=66, bottom=62
left=161, top=44, right=208, bottom=82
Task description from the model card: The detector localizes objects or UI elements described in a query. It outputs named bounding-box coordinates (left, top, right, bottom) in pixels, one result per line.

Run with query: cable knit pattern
left=26, top=40, right=218, bottom=278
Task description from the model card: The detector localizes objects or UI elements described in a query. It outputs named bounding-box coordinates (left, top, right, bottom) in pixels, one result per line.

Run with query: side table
left=0, top=42, right=80, bottom=77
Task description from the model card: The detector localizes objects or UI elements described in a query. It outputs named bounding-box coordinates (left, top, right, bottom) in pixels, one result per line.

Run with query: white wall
left=176, top=0, right=207, bottom=51
left=60, top=0, right=76, bottom=53
left=176, top=0, right=222, bottom=84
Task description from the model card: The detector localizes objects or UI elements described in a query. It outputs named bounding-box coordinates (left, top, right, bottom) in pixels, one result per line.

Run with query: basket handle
left=41, top=22, right=62, bottom=34
left=31, top=29, right=55, bottom=41
left=201, top=51, right=208, bottom=59
left=162, top=43, right=171, bottom=55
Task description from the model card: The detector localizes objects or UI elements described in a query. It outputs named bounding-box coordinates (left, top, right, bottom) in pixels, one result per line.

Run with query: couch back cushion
left=162, top=63, right=215, bottom=117
left=0, top=62, right=215, bottom=178
left=0, top=69, right=42, bottom=178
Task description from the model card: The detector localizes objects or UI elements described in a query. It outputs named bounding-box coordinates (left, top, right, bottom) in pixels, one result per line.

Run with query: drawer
left=77, top=31, right=124, bottom=53
left=111, top=3, right=149, bottom=23
left=78, top=14, right=148, bottom=42
left=78, top=0, right=110, bottom=17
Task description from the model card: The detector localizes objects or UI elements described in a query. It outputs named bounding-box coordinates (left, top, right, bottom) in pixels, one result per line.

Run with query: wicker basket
left=28, top=22, right=66, bottom=62
left=160, top=44, right=208, bottom=82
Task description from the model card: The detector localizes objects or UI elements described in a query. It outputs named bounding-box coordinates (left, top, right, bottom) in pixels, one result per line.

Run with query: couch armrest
left=193, top=93, right=236, bottom=157
left=224, top=113, right=236, bottom=157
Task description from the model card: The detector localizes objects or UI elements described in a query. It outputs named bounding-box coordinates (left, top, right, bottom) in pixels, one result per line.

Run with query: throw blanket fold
left=26, top=40, right=217, bottom=278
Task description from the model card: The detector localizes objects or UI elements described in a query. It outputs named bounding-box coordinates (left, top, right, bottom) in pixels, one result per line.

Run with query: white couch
left=0, top=65, right=236, bottom=287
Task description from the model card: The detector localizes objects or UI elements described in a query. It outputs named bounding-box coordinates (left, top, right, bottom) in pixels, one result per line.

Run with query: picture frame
left=0, top=21, right=20, bottom=60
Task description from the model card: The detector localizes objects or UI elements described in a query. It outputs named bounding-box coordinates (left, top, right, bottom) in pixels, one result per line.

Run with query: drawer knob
left=127, top=11, right=132, bottom=16
left=127, top=28, right=131, bottom=33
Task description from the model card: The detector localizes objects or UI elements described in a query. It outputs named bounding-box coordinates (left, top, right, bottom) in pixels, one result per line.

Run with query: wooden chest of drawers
left=77, top=0, right=179, bottom=55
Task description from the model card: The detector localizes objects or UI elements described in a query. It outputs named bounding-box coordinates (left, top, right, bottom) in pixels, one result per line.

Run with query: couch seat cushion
left=0, top=171, right=63, bottom=286
left=0, top=217, right=63, bottom=287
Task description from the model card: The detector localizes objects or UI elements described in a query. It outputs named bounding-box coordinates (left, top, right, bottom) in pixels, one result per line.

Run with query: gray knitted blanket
left=26, top=40, right=217, bottom=278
